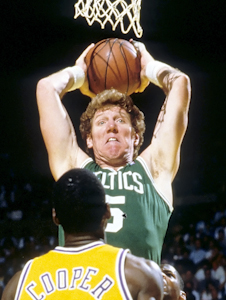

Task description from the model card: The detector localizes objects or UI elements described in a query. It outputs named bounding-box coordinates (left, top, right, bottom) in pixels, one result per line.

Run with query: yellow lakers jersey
left=15, top=241, right=132, bottom=300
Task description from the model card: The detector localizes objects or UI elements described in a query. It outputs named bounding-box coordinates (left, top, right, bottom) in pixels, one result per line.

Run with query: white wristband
left=145, top=60, right=172, bottom=87
left=65, top=66, right=85, bottom=91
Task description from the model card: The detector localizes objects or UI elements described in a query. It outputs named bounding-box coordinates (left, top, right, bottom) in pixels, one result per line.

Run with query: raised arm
left=36, top=44, right=95, bottom=180
left=134, top=41, right=191, bottom=204
left=146, top=64, right=191, bottom=181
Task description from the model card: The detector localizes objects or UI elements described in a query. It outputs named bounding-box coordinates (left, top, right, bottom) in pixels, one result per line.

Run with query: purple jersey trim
left=118, top=249, right=132, bottom=300
left=15, top=260, right=33, bottom=300
left=54, top=241, right=104, bottom=254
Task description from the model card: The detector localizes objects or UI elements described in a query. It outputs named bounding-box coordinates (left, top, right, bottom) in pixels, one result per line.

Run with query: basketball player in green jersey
left=36, top=40, right=191, bottom=263
left=2, top=168, right=186, bottom=300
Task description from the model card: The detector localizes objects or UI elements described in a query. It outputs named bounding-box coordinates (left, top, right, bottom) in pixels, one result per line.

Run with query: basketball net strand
left=74, top=0, right=143, bottom=38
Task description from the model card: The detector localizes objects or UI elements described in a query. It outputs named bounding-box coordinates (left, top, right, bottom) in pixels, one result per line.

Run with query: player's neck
left=64, top=234, right=104, bottom=248
left=95, top=156, right=133, bottom=170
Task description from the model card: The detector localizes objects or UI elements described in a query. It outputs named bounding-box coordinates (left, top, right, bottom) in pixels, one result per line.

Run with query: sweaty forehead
left=94, top=105, right=129, bottom=118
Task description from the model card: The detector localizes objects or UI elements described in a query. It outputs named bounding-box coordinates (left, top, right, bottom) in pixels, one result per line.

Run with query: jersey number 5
left=105, top=195, right=125, bottom=233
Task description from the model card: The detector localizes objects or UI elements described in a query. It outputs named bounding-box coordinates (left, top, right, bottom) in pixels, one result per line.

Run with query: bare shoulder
left=52, top=146, right=90, bottom=180
left=124, top=253, right=163, bottom=300
left=2, top=271, right=21, bottom=300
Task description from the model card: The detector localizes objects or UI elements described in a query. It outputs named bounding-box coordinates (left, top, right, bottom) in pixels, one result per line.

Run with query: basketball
left=85, top=38, right=141, bottom=95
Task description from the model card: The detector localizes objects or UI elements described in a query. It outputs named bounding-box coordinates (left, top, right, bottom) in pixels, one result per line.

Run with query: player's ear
left=86, top=134, right=93, bottom=149
left=179, top=291, right=186, bottom=300
left=52, top=208, right=60, bottom=226
left=134, top=133, right=139, bottom=146
left=105, top=203, right=111, bottom=220
left=102, top=203, right=111, bottom=230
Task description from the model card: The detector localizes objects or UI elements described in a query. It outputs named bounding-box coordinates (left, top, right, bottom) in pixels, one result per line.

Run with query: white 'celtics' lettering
left=25, top=267, right=114, bottom=299
left=94, top=170, right=144, bottom=194
left=123, top=171, right=133, bottom=190
left=133, top=172, right=143, bottom=193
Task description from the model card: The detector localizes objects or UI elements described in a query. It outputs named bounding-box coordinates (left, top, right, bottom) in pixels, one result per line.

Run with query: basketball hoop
left=74, top=0, right=143, bottom=38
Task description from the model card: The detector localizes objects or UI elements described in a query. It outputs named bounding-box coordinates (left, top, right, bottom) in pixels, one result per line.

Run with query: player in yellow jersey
left=2, top=168, right=186, bottom=300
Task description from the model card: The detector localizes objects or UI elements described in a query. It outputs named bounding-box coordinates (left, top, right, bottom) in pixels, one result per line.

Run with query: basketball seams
left=85, top=38, right=141, bottom=95
left=119, top=41, right=130, bottom=94
left=106, top=39, right=116, bottom=90
left=87, top=40, right=109, bottom=89
left=108, top=39, right=124, bottom=91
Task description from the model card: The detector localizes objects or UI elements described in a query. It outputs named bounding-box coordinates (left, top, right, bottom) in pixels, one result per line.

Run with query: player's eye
left=117, top=118, right=124, bottom=123
left=166, top=272, right=176, bottom=279
left=98, top=120, right=105, bottom=125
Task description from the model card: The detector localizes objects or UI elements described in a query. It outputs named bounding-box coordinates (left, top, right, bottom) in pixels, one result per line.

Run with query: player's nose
left=107, top=121, right=118, bottom=133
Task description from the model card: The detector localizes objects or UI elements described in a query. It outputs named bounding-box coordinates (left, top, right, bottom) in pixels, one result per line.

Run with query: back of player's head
left=52, top=168, right=106, bottom=234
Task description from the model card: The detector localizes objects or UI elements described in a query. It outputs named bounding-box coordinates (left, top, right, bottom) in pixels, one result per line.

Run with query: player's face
left=87, top=105, right=139, bottom=167
left=161, top=264, right=186, bottom=300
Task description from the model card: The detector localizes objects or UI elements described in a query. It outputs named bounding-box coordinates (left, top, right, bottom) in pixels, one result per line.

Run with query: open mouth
left=107, top=137, right=118, bottom=142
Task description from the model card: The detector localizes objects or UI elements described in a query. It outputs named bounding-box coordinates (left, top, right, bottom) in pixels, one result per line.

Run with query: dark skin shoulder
left=1, top=271, right=21, bottom=300
left=125, top=253, right=164, bottom=300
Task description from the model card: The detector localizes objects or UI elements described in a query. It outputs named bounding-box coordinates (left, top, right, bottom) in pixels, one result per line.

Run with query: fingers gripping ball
left=85, top=38, right=141, bottom=95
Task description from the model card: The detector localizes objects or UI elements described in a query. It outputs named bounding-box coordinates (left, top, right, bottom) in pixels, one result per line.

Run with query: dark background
left=1, top=0, right=226, bottom=202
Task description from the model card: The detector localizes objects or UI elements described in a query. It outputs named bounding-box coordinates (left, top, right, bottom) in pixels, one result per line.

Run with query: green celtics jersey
left=82, top=156, right=173, bottom=264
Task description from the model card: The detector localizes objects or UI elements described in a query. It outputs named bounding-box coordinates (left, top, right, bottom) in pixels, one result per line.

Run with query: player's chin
left=105, top=143, right=121, bottom=153
left=106, top=149, right=122, bottom=159
left=105, top=148, right=125, bottom=161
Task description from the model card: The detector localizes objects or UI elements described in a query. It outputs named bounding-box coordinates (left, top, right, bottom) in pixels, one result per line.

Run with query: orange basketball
left=85, top=38, right=141, bottom=95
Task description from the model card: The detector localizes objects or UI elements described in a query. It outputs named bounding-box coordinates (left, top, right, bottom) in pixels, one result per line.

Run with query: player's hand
left=130, top=39, right=154, bottom=93
left=75, top=43, right=96, bottom=98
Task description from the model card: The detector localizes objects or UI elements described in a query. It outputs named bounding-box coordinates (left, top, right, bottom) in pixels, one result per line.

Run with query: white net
left=74, top=0, right=143, bottom=38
